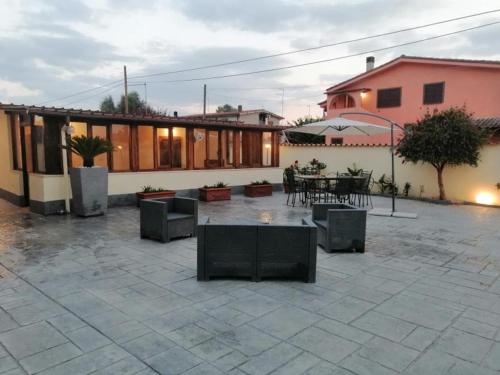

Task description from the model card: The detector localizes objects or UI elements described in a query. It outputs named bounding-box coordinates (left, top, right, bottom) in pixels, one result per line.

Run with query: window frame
left=376, top=87, right=402, bottom=108
left=423, top=82, right=445, bottom=105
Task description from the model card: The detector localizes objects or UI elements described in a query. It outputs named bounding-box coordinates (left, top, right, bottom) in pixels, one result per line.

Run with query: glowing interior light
left=264, top=143, right=271, bottom=149
left=475, top=192, right=494, bottom=205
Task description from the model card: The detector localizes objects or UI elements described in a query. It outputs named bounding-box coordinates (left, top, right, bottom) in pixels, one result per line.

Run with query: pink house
left=319, top=55, right=500, bottom=144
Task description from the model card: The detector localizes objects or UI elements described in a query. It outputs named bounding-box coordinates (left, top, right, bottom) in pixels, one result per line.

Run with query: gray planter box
left=197, top=218, right=317, bottom=282
left=69, top=167, right=108, bottom=217
left=312, top=203, right=366, bottom=253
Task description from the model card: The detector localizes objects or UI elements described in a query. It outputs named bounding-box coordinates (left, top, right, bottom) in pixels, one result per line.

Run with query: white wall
left=0, top=110, right=23, bottom=197
left=27, top=167, right=283, bottom=202
left=280, top=144, right=500, bottom=205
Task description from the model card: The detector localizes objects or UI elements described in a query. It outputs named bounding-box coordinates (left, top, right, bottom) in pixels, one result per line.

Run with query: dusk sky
left=1, top=0, right=499, bottom=122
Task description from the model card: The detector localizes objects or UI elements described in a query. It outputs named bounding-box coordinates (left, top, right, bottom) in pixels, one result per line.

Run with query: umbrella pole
left=391, top=122, right=396, bottom=214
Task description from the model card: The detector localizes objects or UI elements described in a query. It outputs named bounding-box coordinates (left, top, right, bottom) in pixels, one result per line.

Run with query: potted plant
left=245, top=180, right=273, bottom=197
left=199, top=182, right=231, bottom=202
left=136, top=185, right=176, bottom=207
left=309, top=158, right=327, bottom=175
left=347, top=163, right=363, bottom=176
left=64, top=135, right=113, bottom=217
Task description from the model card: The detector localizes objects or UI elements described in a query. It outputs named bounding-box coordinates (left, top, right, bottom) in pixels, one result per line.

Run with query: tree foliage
left=216, top=104, right=237, bottom=113
left=100, top=91, right=165, bottom=115
left=286, top=116, right=325, bottom=144
left=100, top=95, right=115, bottom=112
left=64, top=135, right=114, bottom=168
left=397, top=107, right=488, bottom=200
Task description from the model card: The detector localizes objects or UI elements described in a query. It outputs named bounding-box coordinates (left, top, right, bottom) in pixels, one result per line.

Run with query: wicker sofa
left=312, top=203, right=366, bottom=253
left=197, top=218, right=317, bottom=282
left=140, top=197, right=198, bottom=243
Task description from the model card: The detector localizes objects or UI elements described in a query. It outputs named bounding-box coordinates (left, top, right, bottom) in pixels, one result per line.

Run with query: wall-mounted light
left=264, top=143, right=271, bottom=149
left=61, top=124, right=74, bottom=135
left=475, top=192, right=494, bottom=205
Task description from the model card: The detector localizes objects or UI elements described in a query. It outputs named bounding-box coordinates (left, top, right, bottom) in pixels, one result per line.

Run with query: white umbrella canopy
left=286, top=117, right=390, bottom=136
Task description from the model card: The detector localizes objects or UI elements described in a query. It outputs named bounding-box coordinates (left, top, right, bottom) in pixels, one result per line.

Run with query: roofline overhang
left=0, top=104, right=287, bottom=131
left=325, top=55, right=500, bottom=93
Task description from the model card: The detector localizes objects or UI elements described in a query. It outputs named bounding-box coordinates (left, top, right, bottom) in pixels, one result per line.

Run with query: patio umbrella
left=285, top=116, right=416, bottom=218
left=285, top=117, right=390, bottom=136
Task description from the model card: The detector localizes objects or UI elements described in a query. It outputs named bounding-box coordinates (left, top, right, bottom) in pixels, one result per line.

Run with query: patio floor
left=0, top=194, right=499, bottom=374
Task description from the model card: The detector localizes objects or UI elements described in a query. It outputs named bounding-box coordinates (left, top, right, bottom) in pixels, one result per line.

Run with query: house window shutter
left=423, top=82, right=445, bottom=105
left=377, top=88, right=401, bottom=108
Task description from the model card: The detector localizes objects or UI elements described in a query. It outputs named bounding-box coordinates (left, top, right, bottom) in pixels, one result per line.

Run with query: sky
left=1, top=0, right=499, bottom=123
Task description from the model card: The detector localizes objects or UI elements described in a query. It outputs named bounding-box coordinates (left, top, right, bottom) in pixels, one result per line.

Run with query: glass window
left=377, top=87, right=401, bottom=108
left=156, top=128, right=170, bottom=168
left=239, top=131, right=244, bottom=165
left=92, top=125, right=108, bottom=167
left=262, top=132, right=272, bottom=166
left=138, top=126, right=154, bottom=170
left=172, top=127, right=186, bottom=169
left=208, top=131, right=219, bottom=161
left=111, top=124, right=130, bottom=171
left=33, top=115, right=45, bottom=173
left=193, top=128, right=206, bottom=169
left=423, top=82, right=445, bottom=105
left=70, top=122, right=87, bottom=167
left=221, top=130, right=233, bottom=167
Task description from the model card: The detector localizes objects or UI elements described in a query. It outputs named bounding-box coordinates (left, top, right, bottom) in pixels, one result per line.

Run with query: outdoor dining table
left=295, top=174, right=365, bottom=206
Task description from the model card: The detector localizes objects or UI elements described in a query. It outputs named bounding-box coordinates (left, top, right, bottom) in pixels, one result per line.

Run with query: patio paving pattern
left=0, top=194, right=499, bottom=374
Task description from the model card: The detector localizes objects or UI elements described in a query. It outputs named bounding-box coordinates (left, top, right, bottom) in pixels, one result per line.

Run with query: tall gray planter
left=69, top=167, right=108, bottom=217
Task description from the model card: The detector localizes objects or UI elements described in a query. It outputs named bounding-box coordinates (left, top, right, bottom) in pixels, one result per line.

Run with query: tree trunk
left=436, top=167, right=446, bottom=200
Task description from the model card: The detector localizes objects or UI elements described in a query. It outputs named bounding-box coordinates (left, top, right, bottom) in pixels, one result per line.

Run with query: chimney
left=366, top=56, right=375, bottom=71
left=237, top=105, right=242, bottom=112
left=173, top=111, right=178, bottom=118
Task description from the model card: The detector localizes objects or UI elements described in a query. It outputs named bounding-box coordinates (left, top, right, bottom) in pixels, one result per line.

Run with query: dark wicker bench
left=312, top=203, right=366, bottom=253
left=197, top=218, right=317, bottom=282
left=140, top=197, right=198, bottom=243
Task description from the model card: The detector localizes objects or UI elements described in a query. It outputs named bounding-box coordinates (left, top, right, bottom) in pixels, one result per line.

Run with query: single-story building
left=0, top=103, right=285, bottom=214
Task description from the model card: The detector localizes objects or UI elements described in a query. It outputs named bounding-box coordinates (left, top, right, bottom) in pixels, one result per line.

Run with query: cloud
left=0, top=79, right=41, bottom=99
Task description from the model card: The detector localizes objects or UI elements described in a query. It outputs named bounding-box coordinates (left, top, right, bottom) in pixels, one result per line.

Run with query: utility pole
left=281, top=88, right=285, bottom=117
left=123, top=65, right=129, bottom=114
left=203, top=84, right=207, bottom=119
left=143, top=82, right=148, bottom=115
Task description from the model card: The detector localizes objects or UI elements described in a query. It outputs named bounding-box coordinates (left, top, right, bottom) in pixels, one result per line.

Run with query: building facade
left=319, top=55, right=500, bottom=144
left=183, top=107, right=284, bottom=126
left=0, top=104, right=284, bottom=214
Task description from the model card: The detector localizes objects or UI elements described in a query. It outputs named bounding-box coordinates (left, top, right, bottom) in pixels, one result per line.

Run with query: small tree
left=397, top=107, right=488, bottom=200
left=64, top=136, right=114, bottom=168
left=100, top=95, right=116, bottom=112
left=100, top=91, right=165, bottom=115
left=216, top=104, right=237, bottom=113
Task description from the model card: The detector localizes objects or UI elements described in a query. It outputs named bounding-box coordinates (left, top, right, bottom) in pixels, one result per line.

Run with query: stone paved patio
left=0, top=194, right=500, bottom=374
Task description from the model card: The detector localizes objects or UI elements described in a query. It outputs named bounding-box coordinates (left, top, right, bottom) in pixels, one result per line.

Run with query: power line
left=128, top=9, right=500, bottom=80
left=130, top=21, right=500, bottom=85
left=37, top=10, right=500, bottom=106
left=62, top=82, right=122, bottom=107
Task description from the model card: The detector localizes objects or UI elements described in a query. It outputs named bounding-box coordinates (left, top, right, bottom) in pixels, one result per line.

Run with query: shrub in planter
left=136, top=185, right=176, bottom=206
left=63, top=135, right=113, bottom=217
left=199, top=182, right=231, bottom=202
left=245, top=180, right=273, bottom=197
